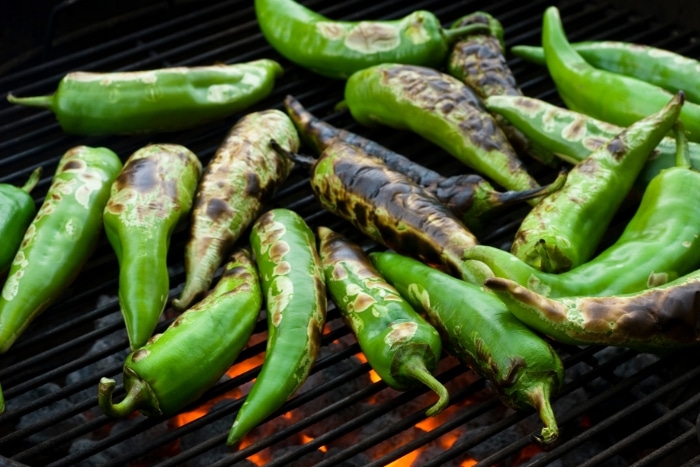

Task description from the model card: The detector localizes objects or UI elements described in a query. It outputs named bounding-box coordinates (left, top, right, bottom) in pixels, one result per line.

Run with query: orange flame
left=354, top=352, right=382, bottom=383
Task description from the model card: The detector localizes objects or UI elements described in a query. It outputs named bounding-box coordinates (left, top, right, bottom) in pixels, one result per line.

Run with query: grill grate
left=2, top=0, right=700, bottom=466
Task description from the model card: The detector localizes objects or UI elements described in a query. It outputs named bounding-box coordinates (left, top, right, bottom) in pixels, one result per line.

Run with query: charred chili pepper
left=273, top=140, right=489, bottom=284
left=103, top=144, right=202, bottom=350
left=98, top=248, right=262, bottom=418
left=7, top=59, right=283, bottom=135
left=445, top=12, right=555, bottom=167
left=541, top=6, right=700, bottom=142
left=484, top=94, right=700, bottom=189
left=344, top=63, right=541, bottom=195
left=0, top=146, right=122, bottom=352
left=317, top=226, right=448, bottom=416
left=371, top=250, right=564, bottom=445
left=512, top=42, right=700, bottom=104
left=463, top=124, right=700, bottom=298
left=283, top=94, right=562, bottom=233
left=172, top=110, right=298, bottom=311
left=486, top=267, right=700, bottom=353
left=227, top=208, right=327, bottom=446
left=254, top=0, right=489, bottom=79
left=0, top=168, right=41, bottom=276
left=511, top=92, right=683, bottom=273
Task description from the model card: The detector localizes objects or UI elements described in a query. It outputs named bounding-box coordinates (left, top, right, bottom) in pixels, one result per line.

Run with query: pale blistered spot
left=647, top=271, right=669, bottom=288
left=64, top=218, right=76, bottom=237
left=271, top=275, right=294, bottom=327
left=140, top=73, right=157, bottom=84
left=407, top=283, right=430, bottom=310
left=2, top=252, right=28, bottom=300
left=207, top=84, right=242, bottom=103
left=317, top=22, right=346, bottom=40
left=404, top=16, right=431, bottom=45
left=345, top=23, right=400, bottom=53
left=384, top=321, right=418, bottom=346
left=353, top=292, right=376, bottom=312
left=132, top=349, right=151, bottom=362
left=683, top=240, right=693, bottom=248
left=274, top=261, right=291, bottom=276
left=241, top=72, right=263, bottom=88
left=345, top=283, right=363, bottom=298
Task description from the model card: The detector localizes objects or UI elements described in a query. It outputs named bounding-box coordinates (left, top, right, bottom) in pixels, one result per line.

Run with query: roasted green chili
left=0, top=146, right=122, bottom=354
left=512, top=41, right=700, bottom=104
left=317, top=226, right=448, bottom=416
left=484, top=94, right=700, bottom=189
left=254, top=0, right=488, bottom=79
left=344, top=63, right=541, bottom=195
left=7, top=60, right=283, bottom=135
left=103, top=144, right=202, bottom=350
left=371, top=250, right=564, bottom=445
left=98, top=248, right=262, bottom=418
left=510, top=92, right=683, bottom=273
left=0, top=167, right=41, bottom=276
left=541, top=6, right=700, bottom=142
left=227, top=208, right=327, bottom=446
left=173, top=110, right=298, bottom=311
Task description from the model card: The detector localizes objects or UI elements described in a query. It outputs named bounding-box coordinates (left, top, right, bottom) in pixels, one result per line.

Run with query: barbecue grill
left=2, top=0, right=700, bottom=466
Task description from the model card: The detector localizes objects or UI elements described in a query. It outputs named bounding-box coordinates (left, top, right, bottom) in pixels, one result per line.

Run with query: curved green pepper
left=0, top=167, right=41, bottom=276
left=173, top=110, right=298, bottom=311
left=371, top=250, right=564, bottom=445
left=103, top=144, right=202, bottom=350
left=254, top=0, right=488, bottom=79
left=463, top=126, right=700, bottom=297
left=511, top=92, right=683, bottom=273
left=98, top=248, right=262, bottom=417
left=227, top=208, right=327, bottom=446
left=344, top=63, right=541, bottom=195
left=317, top=226, right=448, bottom=416
left=512, top=41, right=700, bottom=104
left=7, top=60, right=283, bottom=135
left=484, top=94, right=700, bottom=189
left=540, top=6, right=700, bottom=142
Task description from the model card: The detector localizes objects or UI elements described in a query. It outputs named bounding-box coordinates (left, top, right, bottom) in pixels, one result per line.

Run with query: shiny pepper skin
left=173, top=110, right=298, bottom=311
left=103, top=144, right=202, bottom=350
left=317, top=227, right=449, bottom=416
left=0, top=167, right=41, bottom=276
left=344, top=63, right=541, bottom=196
left=371, top=250, right=564, bottom=445
left=98, top=248, right=263, bottom=418
left=7, top=59, right=283, bottom=135
left=227, top=208, right=327, bottom=446
left=0, top=146, right=122, bottom=354
left=254, top=0, right=489, bottom=79
left=511, top=92, right=683, bottom=273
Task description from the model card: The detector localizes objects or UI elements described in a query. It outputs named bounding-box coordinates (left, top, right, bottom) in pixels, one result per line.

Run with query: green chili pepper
left=511, top=92, right=683, bottom=273
left=317, top=226, right=449, bottom=416
left=540, top=6, right=700, bottom=142
left=7, top=60, right=283, bottom=135
left=172, top=110, right=298, bottom=312
left=283, top=94, right=562, bottom=234
left=272, top=140, right=489, bottom=284
left=103, top=144, right=202, bottom=350
left=370, top=250, right=564, bottom=445
left=463, top=124, right=700, bottom=297
left=254, top=0, right=489, bottom=79
left=0, top=146, right=122, bottom=353
left=484, top=94, right=700, bottom=189
left=98, top=248, right=262, bottom=418
left=344, top=63, right=541, bottom=195
left=445, top=12, right=556, bottom=168
left=227, top=208, right=327, bottom=446
left=512, top=41, right=700, bottom=104
left=485, top=267, right=700, bottom=353
left=0, top=168, right=41, bottom=276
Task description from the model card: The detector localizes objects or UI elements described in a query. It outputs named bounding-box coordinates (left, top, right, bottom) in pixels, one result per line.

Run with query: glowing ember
left=354, top=352, right=382, bottom=383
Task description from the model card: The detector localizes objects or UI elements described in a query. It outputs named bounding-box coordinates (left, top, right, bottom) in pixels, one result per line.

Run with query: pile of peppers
left=3, top=0, right=700, bottom=453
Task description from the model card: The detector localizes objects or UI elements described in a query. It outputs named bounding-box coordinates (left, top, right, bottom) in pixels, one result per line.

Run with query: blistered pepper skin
left=103, top=144, right=202, bottom=350
left=173, top=110, right=298, bottom=311
left=0, top=168, right=41, bottom=276
left=0, top=146, right=122, bottom=354
left=7, top=60, right=283, bottom=135
left=317, top=227, right=449, bottom=416
left=98, top=248, right=263, bottom=418
left=227, top=209, right=327, bottom=446
left=371, top=250, right=564, bottom=445
left=344, top=63, right=540, bottom=196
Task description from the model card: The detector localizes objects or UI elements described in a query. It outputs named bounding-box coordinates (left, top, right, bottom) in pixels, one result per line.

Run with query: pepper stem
left=402, top=355, right=450, bottom=417
left=98, top=377, right=154, bottom=418
left=526, top=381, right=559, bottom=445
left=673, top=119, right=691, bottom=169
left=270, top=139, right=317, bottom=169
left=442, top=23, right=492, bottom=44
left=21, top=167, right=42, bottom=193
left=7, top=93, right=55, bottom=110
